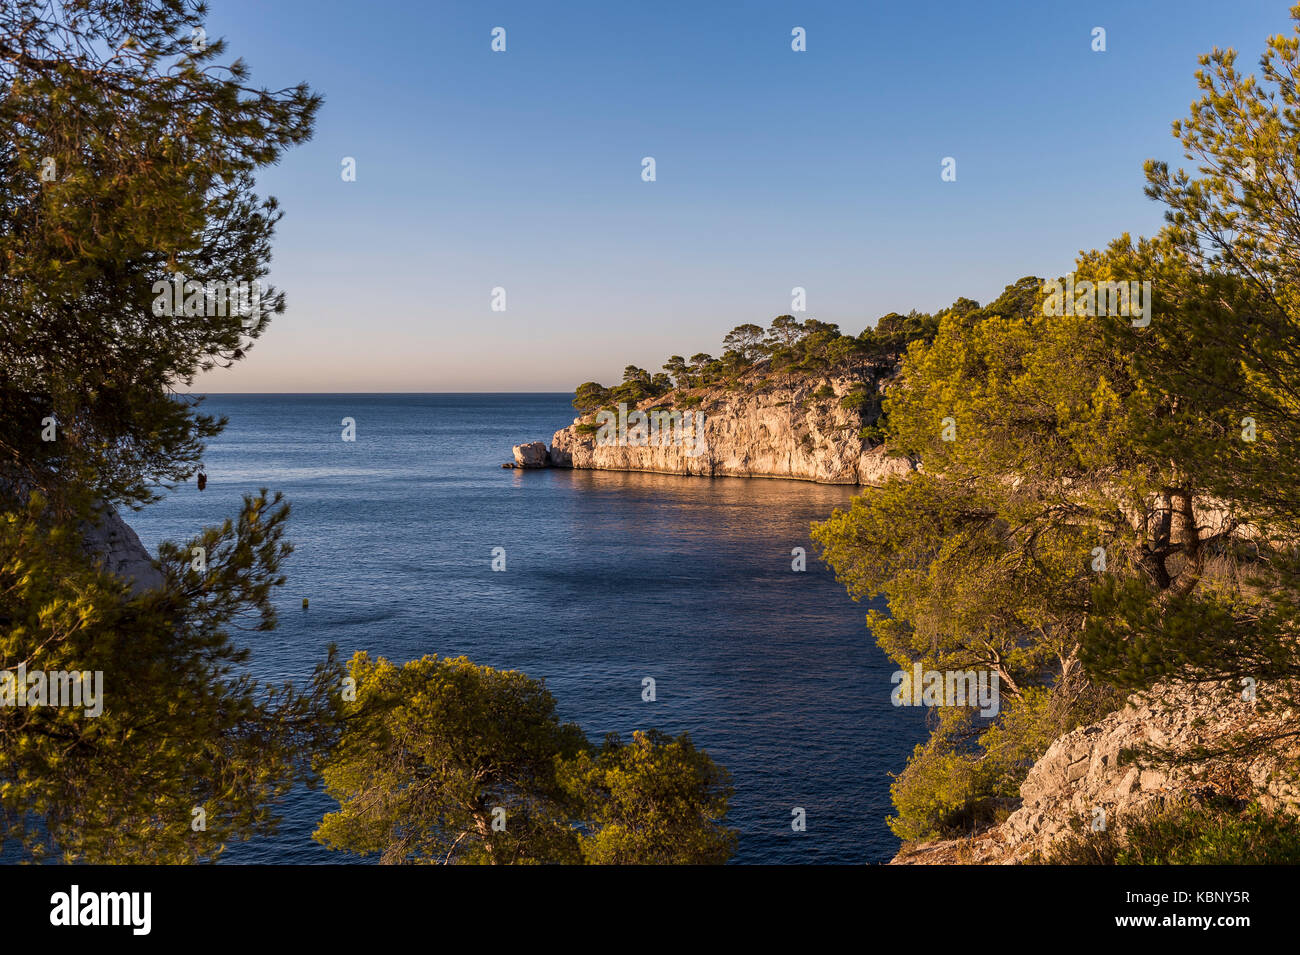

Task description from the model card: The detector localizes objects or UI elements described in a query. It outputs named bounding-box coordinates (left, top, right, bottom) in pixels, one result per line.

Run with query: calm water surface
left=128, top=394, right=925, bottom=864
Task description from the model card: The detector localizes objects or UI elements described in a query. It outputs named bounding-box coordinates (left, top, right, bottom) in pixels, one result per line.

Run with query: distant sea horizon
left=131, top=392, right=926, bottom=864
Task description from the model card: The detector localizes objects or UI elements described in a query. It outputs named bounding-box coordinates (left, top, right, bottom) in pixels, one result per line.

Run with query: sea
left=127, top=393, right=927, bottom=864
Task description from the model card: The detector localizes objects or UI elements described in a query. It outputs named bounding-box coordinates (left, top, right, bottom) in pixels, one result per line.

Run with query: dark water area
left=125, top=393, right=926, bottom=864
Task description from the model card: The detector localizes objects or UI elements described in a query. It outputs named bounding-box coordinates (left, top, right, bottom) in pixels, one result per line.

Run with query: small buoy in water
left=302, top=598, right=309, bottom=610
left=197, top=470, right=207, bottom=492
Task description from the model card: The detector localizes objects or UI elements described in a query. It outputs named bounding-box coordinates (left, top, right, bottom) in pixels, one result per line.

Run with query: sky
left=197, top=0, right=1290, bottom=392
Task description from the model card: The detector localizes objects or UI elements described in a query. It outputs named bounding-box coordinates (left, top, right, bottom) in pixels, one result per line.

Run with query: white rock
left=512, top=441, right=550, bottom=468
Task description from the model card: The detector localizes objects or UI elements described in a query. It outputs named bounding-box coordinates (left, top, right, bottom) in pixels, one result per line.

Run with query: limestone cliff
left=546, top=372, right=913, bottom=486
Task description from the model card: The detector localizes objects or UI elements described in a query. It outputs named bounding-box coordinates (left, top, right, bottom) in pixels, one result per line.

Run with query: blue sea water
left=128, top=393, right=926, bottom=864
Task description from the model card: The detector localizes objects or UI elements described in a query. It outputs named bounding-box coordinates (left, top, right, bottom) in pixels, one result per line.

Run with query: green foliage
left=314, top=654, right=736, bottom=864
left=722, top=323, right=767, bottom=365
left=813, top=270, right=1173, bottom=838
left=1139, top=9, right=1300, bottom=523
left=662, top=356, right=689, bottom=388
left=821, top=8, right=1300, bottom=843
left=0, top=490, right=343, bottom=863
left=314, top=652, right=586, bottom=864
left=572, top=381, right=612, bottom=414
left=0, top=2, right=339, bottom=864
left=568, top=303, right=951, bottom=415
left=559, top=730, right=736, bottom=864
left=1077, top=8, right=1300, bottom=760
left=571, top=366, right=675, bottom=416
left=839, top=383, right=874, bottom=412
left=888, top=686, right=1121, bottom=841
left=887, top=717, right=987, bottom=841
left=858, top=425, right=885, bottom=445
left=0, top=1, right=319, bottom=509
left=1041, top=801, right=1300, bottom=865
left=609, top=365, right=671, bottom=406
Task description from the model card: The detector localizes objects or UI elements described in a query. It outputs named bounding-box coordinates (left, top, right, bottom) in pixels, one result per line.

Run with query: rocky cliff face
left=83, top=504, right=164, bottom=596
left=547, top=373, right=913, bottom=486
left=891, top=680, right=1300, bottom=864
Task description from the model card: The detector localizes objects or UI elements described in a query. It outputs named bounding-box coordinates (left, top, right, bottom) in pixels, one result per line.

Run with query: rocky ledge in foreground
left=512, top=372, right=915, bottom=485
left=890, top=680, right=1300, bottom=864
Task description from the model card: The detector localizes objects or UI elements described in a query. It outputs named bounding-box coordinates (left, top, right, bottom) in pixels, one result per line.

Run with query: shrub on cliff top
left=1040, top=801, right=1300, bottom=865
left=568, top=305, right=954, bottom=411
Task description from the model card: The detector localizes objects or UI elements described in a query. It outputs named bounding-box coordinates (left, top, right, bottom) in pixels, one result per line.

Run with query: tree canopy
left=814, top=9, right=1300, bottom=842
left=0, top=0, right=319, bottom=511
left=313, top=653, right=736, bottom=864
left=0, top=0, right=339, bottom=863
left=0, top=489, right=344, bottom=862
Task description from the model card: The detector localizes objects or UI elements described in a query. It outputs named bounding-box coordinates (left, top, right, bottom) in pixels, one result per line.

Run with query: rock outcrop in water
left=544, top=372, right=913, bottom=485
left=511, top=441, right=550, bottom=469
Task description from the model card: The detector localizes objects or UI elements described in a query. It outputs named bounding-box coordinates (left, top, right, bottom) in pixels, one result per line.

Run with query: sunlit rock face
left=548, top=373, right=914, bottom=486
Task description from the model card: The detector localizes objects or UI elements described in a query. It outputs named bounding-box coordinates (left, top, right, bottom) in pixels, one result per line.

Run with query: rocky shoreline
left=890, top=680, right=1300, bottom=864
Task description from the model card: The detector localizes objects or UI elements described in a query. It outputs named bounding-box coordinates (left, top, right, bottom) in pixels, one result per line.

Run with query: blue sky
left=201, top=0, right=1290, bottom=392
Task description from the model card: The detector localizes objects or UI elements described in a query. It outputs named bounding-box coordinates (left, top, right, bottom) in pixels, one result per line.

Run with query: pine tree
left=0, top=0, right=319, bottom=510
